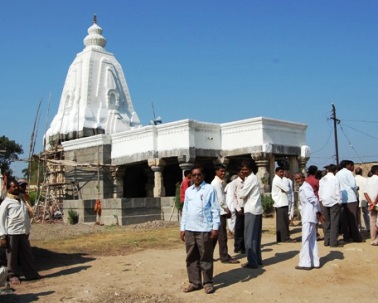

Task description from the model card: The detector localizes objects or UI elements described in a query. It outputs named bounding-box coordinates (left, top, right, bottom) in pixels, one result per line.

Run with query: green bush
left=28, top=191, right=44, bottom=206
left=29, top=191, right=37, bottom=206
left=174, top=183, right=183, bottom=213
left=67, top=209, right=79, bottom=225
left=261, top=194, right=274, bottom=215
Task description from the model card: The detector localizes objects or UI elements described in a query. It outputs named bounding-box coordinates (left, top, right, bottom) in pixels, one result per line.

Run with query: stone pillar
left=252, top=152, right=271, bottom=193
left=219, top=157, right=230, bottom=167
left=179, top=162, right=193, bottom=179
left=148, top=159, right=166, bottom=197
left=288, top=156, right=299, bottom=175
left=111, top=167, right=124, bottom=198
left=298, top=156, right=308, bottom=175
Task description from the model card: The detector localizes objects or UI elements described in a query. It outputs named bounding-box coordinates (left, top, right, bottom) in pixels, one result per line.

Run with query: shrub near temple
left=67, top=209, right=79, bottom=224
left=261, top=194, right=274, bottom=216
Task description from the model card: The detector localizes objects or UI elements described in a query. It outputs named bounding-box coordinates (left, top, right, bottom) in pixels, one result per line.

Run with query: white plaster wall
left=155, top=120, right=192, bottom=151
left=61, top=117, right=308, bottom=163
left=111, top=119, right=222, bottom=160
left=153, top=120, right=220, bottom=152
left=221, top=117, right=264, bottom=150
left=192, top=121, right=221, bottom=150
left=112, top=126, right=156, bottom=158
left=261, top=117, right=307, bottom=146
left=62, top=134, right=112, bottom=151
left=221, top=117, right=307, bottom=151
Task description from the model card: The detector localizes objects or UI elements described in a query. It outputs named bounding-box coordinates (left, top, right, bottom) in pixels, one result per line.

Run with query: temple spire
left=45, top=17, right=141, bottom=147
left=83, top=15, right=106, bottom=49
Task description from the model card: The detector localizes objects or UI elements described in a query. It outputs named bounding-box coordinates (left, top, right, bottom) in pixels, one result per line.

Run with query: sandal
left=241, top=262, right=258, bottom=269
left=221, top=257, right=240, bottom=264
left=183, top=283, right=201, bottom=293
left=9, top=277, right=21, bottom=285
left=204, top=283, right=214, bottom=294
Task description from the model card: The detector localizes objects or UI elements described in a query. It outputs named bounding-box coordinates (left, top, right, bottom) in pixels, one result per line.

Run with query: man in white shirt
left=336, top=160, right=362, bottom=243
left=295, top=173, right=323, bottom=270
left=354, top=167, right=370, bottom=233
left=319, top=164, right=342, bottom=247
left=272, top=167, right=295, bottom=242
left=283, top=171, right=294, bottom=224
left=211, top=164, right=239, bottom=264
left=364, top=165, right=378, bottom=246
left=0, top=179, right=41, bottom=284
left=238, top=160, right=263, bottom=269
left=225, top=175, right=237, bottom=240
left=226, top=168, right=245, bottom=254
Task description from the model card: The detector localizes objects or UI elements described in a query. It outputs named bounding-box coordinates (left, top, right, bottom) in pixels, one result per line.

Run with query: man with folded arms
left=319, top=164, right=342, bottom=247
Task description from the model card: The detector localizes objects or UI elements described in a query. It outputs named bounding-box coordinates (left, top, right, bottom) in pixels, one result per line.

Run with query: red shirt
left=180, top=177, right=191, bottom=203
left=305, top=175, right=319, bottom=198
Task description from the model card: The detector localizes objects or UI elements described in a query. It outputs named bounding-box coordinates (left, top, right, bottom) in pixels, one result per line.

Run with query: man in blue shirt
left=180, top=166, right=220, bottom=294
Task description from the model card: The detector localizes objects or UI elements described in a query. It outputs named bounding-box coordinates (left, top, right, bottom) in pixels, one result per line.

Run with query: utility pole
left=331, top=104, right=340, bottom=165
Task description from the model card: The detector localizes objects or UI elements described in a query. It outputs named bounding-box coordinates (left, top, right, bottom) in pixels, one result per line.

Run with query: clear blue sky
left=1, top=0, right=378, bottom=177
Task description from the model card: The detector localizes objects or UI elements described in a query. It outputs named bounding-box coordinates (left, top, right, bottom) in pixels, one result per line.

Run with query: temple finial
left=93, top=14, right=97, bottom=24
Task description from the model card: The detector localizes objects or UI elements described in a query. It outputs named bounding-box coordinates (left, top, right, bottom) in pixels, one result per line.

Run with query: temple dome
left=45, top=16, right=141, bottom=148
left=83, top=17, right=107, bottom=49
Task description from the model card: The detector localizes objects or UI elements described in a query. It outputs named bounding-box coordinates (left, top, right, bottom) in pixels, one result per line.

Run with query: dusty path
left=1, top=218, right=377, bottom=303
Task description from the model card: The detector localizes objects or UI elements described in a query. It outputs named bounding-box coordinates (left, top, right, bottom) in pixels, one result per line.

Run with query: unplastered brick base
left=63, top=197, right=163, bottom=225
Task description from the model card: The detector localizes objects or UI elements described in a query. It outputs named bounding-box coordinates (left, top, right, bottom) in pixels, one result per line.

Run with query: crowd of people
left=179, top=159, right=378, bottom=293
left=0, top=160, right=376, bottom=295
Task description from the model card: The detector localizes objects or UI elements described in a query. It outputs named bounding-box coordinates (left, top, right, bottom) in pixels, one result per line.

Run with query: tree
left=0, top=135, right=24, bottom=177
left=22, top=155, right=44, bottom=184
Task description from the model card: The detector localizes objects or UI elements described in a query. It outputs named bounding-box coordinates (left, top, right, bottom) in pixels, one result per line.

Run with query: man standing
left=238, top=160, right=263, bottom=269
left=180, top=167, right=220, bottom=294
left=306, top=165, right=322, bottom=241
left=354, top=167, right=370, bottom=233
left=336, top=160, right=362, bottom=242
left=295, top=173, right=322, bottom=270
left=364, top=165, right=378, bottom=246
left=319, top=164, right=342, bottom=247
left=18, top=180, right=34, bottom=219
left=0, top=179, right=41, bottom=284
left=306, top=165, right=320, bottom=198
left=225, top=175, right=237, bottom=240
left=284, top=171, right=295, bottom=225
left=179, top=170, right=192, bottom=204
left=272, top=167, right=295, bottom=242
left=226, top=168, right=245, bottom=254
left=211, top=164, right=239, bottom=264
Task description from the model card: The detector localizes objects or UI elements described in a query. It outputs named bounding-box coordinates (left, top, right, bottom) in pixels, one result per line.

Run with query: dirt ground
left=1, top=218, right=377, bottom=303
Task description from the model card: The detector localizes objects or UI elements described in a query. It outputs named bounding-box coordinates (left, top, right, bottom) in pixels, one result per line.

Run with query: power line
left=311, top=127, right=333, bottom=154
left=339, top=124, right=363, bottom=163
left=342, top=119, right=378, bottom=123
left=342, top=123, right=378, bottom=141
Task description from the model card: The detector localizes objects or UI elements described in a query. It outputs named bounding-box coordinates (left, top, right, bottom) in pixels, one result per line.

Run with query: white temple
left=45, top=16, right=140, bottom=147
left=44, top=17, right=311, bottom=225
